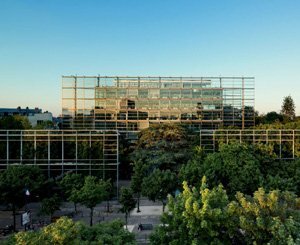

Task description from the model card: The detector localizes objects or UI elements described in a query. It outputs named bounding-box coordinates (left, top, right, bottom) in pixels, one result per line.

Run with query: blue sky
left=0, top=0, right=299, bottom=116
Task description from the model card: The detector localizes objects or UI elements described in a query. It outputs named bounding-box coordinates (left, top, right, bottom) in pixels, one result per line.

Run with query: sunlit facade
left=62, top=76, right=255, bottom=138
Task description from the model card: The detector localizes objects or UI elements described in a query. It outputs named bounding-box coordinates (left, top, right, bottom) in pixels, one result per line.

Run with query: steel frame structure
left=62, top=76, right=255, bottom=138
left=0, top=130, right=119, bottom=188
left=199, top=129, right=300, bottom=159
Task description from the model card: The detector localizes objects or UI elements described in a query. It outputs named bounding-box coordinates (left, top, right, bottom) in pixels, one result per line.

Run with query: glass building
left=62, top=76, right=255, bottom=138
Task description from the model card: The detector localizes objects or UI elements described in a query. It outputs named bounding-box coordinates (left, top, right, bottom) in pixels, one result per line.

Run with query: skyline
left=0, top=0, right=300, bottom=116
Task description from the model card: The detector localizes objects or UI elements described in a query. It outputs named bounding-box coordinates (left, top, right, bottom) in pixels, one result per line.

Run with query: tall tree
left=281, top=95, right=296, bottom=121
left=0, top=166, right=45, bottom=231
left=150, top=178, right=234, bottom=244
left=132, top=124, right=193, bottom=171
left=142, top=169, right=177, bottom=212
left=119, top=187, right=136, bottom=229
left=130, top=160, right=145, bottom=212
left=103, top=179, right=113, bottom=213
left=60, top=173, right=84, bottom=213
left=76, top=176, right=107, bottom=226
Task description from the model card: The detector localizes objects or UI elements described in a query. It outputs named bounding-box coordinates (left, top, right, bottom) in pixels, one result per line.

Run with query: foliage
left=254, top=118, right=300, bottom=130
left=0, top=165, right=45, bottom=231
left=60, top=173, right=84, bottom=212
left=40, top=194, right=62, bottom=219
left=178, top=146, right=206, bottom=187
left=33, top=120, right=54, bottom=129
left=0, top=115, right=32, bottom=129
left=130, top=159, right=146, bottom=212
left=131, top=124, right=194, bottom=209
left=179, top=143, right=300, bottom=198
left=103, top=179, right=113, bottom=212
left=256, top=111, right=284, bottom=124
left=142, top=169, right=177, bottom=211
left=229, top=188, right=300, bottom=244
left=75, top=176, right=108, bottom=226
left=6, top=217, right=136, bottom=245
left=151, top=179, right=300, bottom=245
left=119, top=187, right=136, bottom=228
left=132, top=124, right=193, bottom=171
left=200, top=143, right=264, bottom=197
left=261, top=159, right=300, bottom=195
left=150, top=178, right=234, bottom=244
left=281, top=95, right=296, bottom=121
left=60, top=173, right=84, bottom=196
left=78, top=219, right=136, bottom=244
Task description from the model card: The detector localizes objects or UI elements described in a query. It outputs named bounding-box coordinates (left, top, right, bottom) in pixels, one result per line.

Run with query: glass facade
left=62, top=76, right=255, bottom=134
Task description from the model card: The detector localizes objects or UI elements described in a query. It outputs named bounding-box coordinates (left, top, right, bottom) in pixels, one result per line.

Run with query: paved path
left=0, top=198, right=164, bottom=244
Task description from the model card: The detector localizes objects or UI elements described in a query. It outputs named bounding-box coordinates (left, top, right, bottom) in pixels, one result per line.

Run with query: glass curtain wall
left=62, top=76, right=255, bottom=132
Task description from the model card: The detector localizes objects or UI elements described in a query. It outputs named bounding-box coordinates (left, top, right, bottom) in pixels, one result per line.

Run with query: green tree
left=0, top=116, right=23, bottom=129
left=130, top=160, right=145, bottom=212
left=142, top=169, right=177, bottom=212
left=151, top=179, right=300, bottom=244
left=281, top=95, right=296, bottom=121
left=132, top=124, right=193, bottom=171
left=262, top=159, right=300, bottom=195
left=40, top=194, right=62, bottom=220
left=60, top=173, right=84, bottom=213
left=119, top=187, right=136, bottom=229
left=0, top=115, right=32, bottom=129
left=6, top=217, right=136, bottom=245
left=0, top=165, right=45, bottom=231
left=178, top=146, right=206, bottom=187
left=201, top=143, right=274, bottom=197
left=103, top=179, right=113, bottom=213
left=229, top=188, right=300, bottom=244
left=150, top=178, right=234, bottom=244
left=76, top=176, right=107, bottom=226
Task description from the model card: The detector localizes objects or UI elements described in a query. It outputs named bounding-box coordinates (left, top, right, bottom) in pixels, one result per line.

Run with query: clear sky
left=0, top=0, right=299, bottom=116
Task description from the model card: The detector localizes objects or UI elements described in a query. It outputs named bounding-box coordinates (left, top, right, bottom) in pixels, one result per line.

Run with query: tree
left=6, top=217, right=136, bottom=245
left=0, top=165, right=45, bottom=231
left=150, top=178, right=235, bottom=244
left=151, top=179, right=300, bottom=244
left=119, top=187, right=136, bottom=229
left=103, top=179, right=113, bottom=213
left=60, top=173, right=84, bottom=213
left=262, top=159, right=300, bottom=195
left=281, top=95, right=296, bottom=121
left=40, top=194, right=62, bottom=220
left=142, top=169, right=177, bottom=211
left=130, top=160, right=145, bottom=212
left=229, top=188, right=300, bottom=244
left=200, top=143, right=274, bottom=197
left=0, top=115, right=32, bottom=129
left=131, top=124, right=193, bottom=172
left=76, top=176, right=107, bottom=226
left=178, top=146, right=206, bottom=187
left=78, top=219, right=136, bottom=244
left=0, top=116, right=23, bottom=129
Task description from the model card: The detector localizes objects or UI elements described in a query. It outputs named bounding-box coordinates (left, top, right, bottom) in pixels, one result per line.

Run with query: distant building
left=28, top=112, right=53, bottom=127
left=0, top=107, right=41, bottom=117
left=0, top=107, right=53, bottom=127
